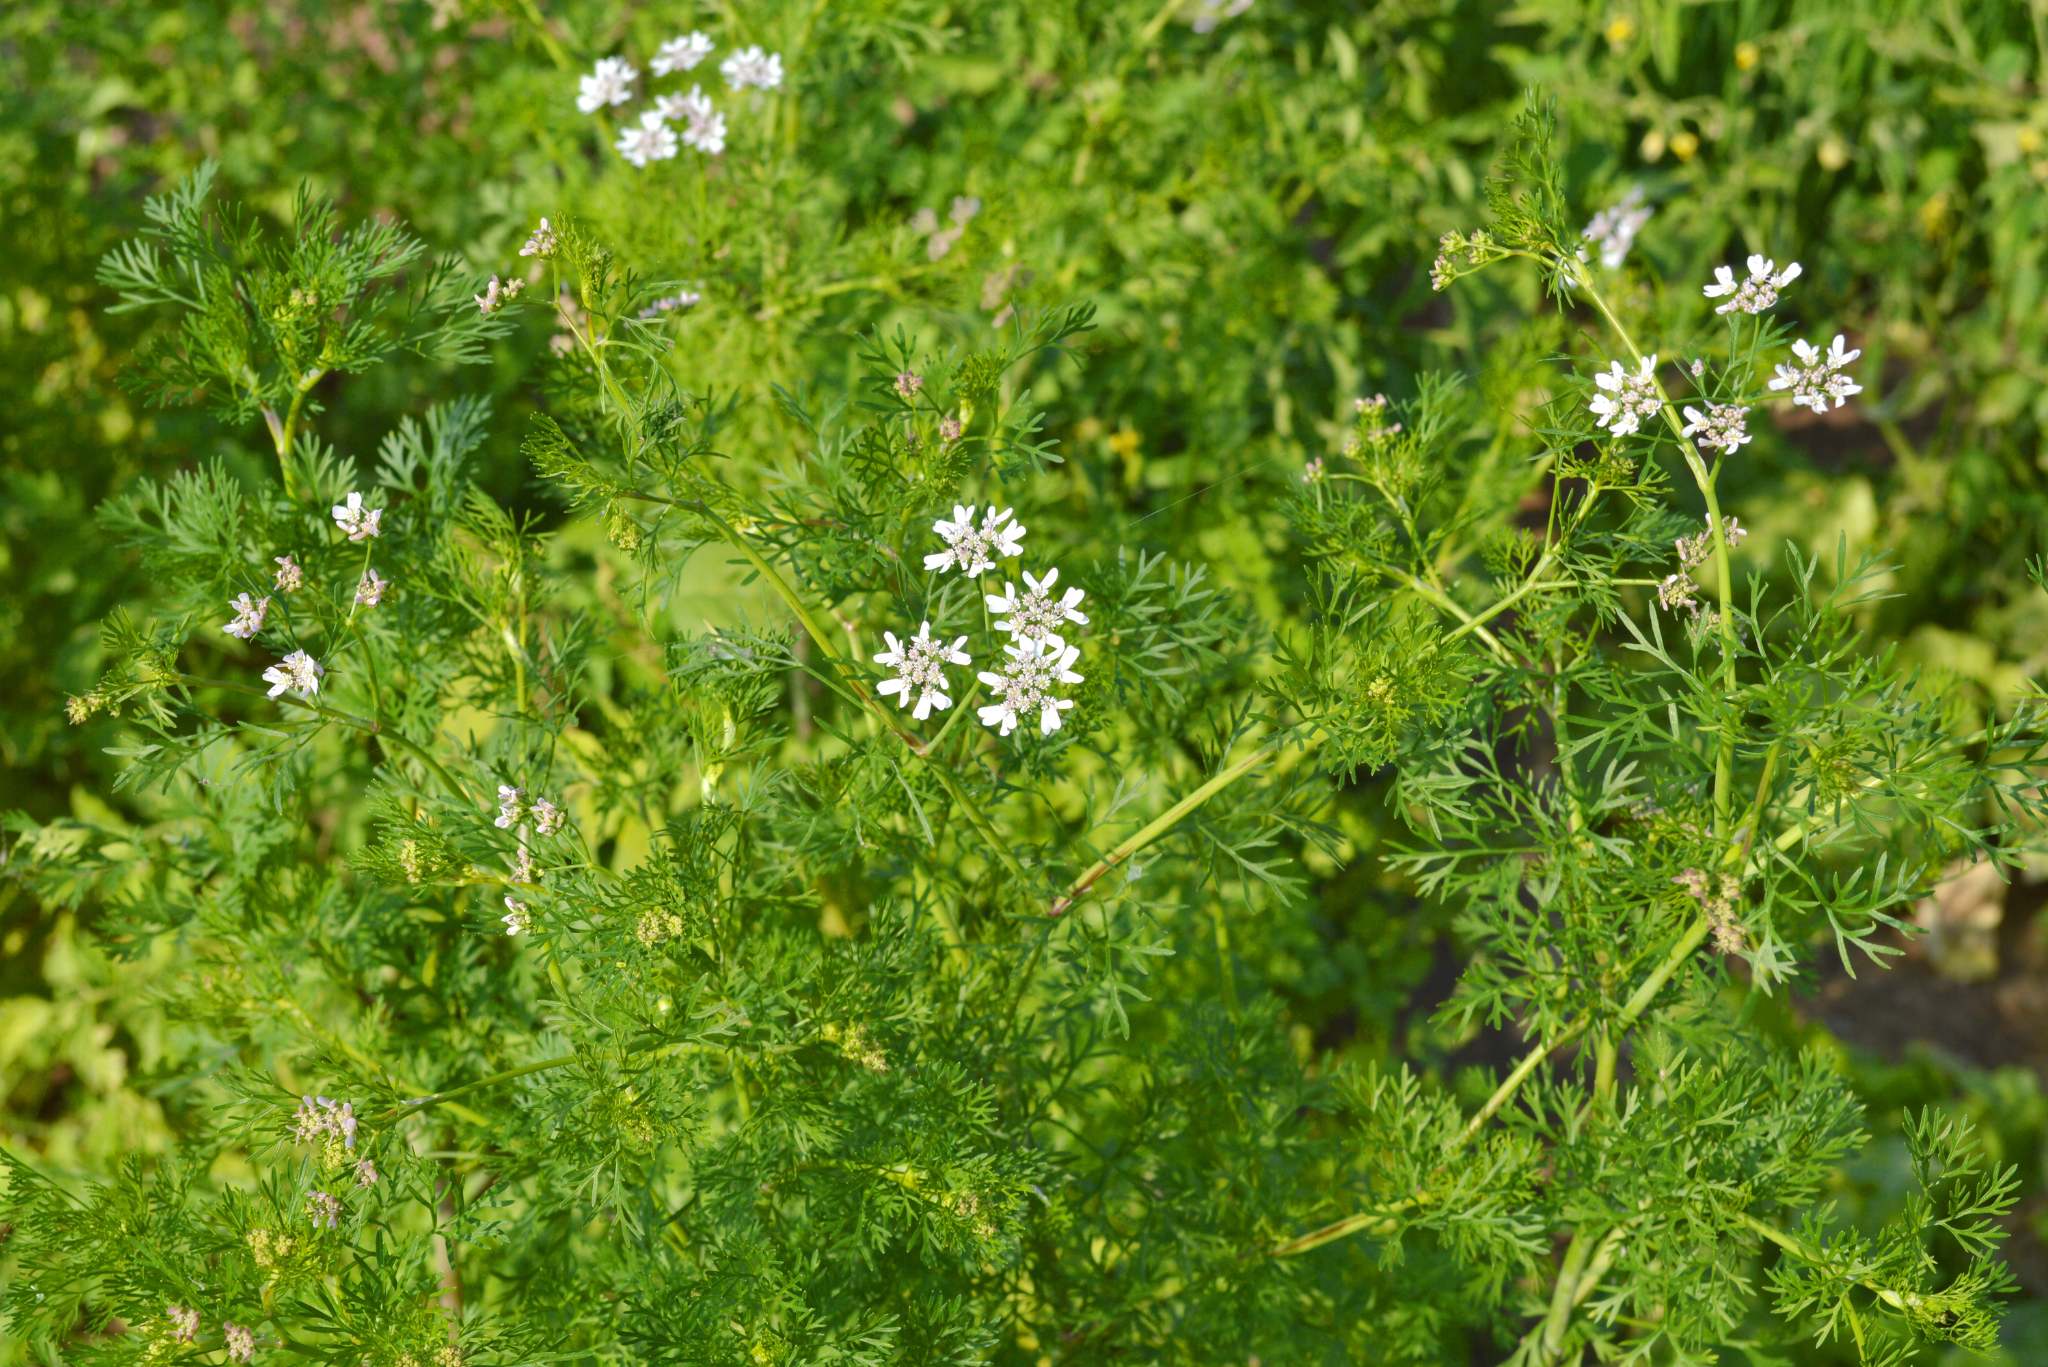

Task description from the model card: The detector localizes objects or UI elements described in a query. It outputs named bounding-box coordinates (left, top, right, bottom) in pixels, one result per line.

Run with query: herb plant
left=5, top=10, right=2048, bottom=1366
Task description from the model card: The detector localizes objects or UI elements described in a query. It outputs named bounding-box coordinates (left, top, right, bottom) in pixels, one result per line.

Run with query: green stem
left=1539, top=1230, right=1596, bottom=1359
left=1049, top=739, right=1281, bottom=916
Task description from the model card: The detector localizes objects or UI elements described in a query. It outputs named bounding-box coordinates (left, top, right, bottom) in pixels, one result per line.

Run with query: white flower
left=576, top=55, right=636, bottom=113
left=167, top=1306, right=200, bottom=1343
left=661, top=85, right=727, bottom=155
left=976, top=636, right=1084, bottom=737
left=721, top=45, right=784, bottom=90
left=1768, top=334, right=1863, bottom=414
left=262, top=650, right=324, bottom=699
left=223, top=1323, right=255, bottom=1364
left=651, top=31, right=713, bottom=75
left=1657, top=573, right=1698, bottom=613
left=518, top=216, right=557, bottom=258
left=223, top=592, right=269, bottom=640
left=273, top=554, right=303, bottom=591
left=924, top=505, right=1026, bottom=578
left=474, top=273, right=524, bottom=314
left=874, top=622, right=971, bottom=721
left=1188, top=0, right=1253, bottom=31
left=306, top=1189, right=341, bottom=1229
left=1581, top=185, right=1653, bottom=269
left=1588, top=354, right=1662, bottom=438
left=531, top=797, right=565, bottom=836
left=615, top=109, right=679, bottom=167
left=1702, top=253, right=1802, bottom=315
left=502, top=897, right=530, bottom=935
left=495, top=784, right=524, bottom=829
left=331, top=491, right=383, bottom=541
left=354, top=568, right=389, bottom=607
left=638, top=290, right=702, bottom=318
left=986, top=568, right=1088, bottom=643
left=291, top=1094, right=357, bottom=1148
left=1679, top=402, right=1752, bottom=455
left=355, top=1158, right=379, bottom=1188
left=949, top=195, right=981, bottom=225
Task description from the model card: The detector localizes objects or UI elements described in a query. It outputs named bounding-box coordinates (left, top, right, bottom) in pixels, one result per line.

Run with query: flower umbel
left=986, top=568, right=1088, bottom=643
left=223, top=592, right=269, bottom=640
left=874, top=622, right=972, bottom=721
left=576, top=56, right=636, bottom=113
left=1702, top=254, right=1802, bottom=315
left=518, top=217, right=557, bottom=259
left=651, top=32, right=713, bottom=75
left=354, top=568, right=389, bottom=607
left=262, top=650, right=324, bottom=699
left=925, top=505, right=1026, bottom=578
left=331, top=491, right=383, bottom=541
left=1588, top=354, right=1662, bottom=438
left=721, top=45, right=784, bottom=91
left=616, top=110, right=680, bottom=167
left=1581, top=185, right=1653, bottom=269
left=1769, top=334, right=1863, bottom=414
left=1680, top=402, right=1752, bottom=455
left=976, top=636, right=1084, bottom=737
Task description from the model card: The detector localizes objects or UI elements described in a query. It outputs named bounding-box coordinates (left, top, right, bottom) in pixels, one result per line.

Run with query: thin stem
left=1538, top=1230, right=1596, bottom=1359
left=1050, top=739, right=1281, bottom=917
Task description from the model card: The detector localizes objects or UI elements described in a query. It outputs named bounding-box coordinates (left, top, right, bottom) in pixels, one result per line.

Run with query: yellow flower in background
left=1107, top=425, right=1141, bottom=460
left=1671, top=130, right=1701, bottom=162
left=1817, top=134, right=1850, bottom=171
left=1734, top=40, right=1760, bottom=71
left=1640, top=128, right=1667, bottom=162
left=1605, top=15, right=1636, bottom=46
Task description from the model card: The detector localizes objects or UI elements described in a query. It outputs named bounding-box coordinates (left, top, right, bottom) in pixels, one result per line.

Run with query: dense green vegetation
left=5, top=2, right=2048, bottom=1362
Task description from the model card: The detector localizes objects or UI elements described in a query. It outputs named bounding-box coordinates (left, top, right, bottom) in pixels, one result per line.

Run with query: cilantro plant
left=6, top=30, right=2048, bottom=1367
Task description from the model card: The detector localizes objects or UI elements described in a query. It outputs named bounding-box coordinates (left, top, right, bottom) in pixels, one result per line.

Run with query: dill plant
left=6, top=75, right=2048, bottom=1367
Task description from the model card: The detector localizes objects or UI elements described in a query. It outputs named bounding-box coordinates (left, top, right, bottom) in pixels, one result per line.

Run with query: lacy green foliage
left=7, top=6, right=2048, bottom=1367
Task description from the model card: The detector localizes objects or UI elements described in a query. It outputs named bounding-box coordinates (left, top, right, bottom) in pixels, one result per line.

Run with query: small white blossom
left=1302, top=456, right=1325, bottom=483
left=986, top=568, right=1088, bottom=643
left=1768, top=334, right=1863, bottom=414
left=1187, top=0, right=1253, bottom=31
left=938, top=415, right=962, bottom=444
left=355, top=1158, right=379, bottom=1188
left=354, top=568, right=389, bottom=607
left=518, top=216, right=557, bottom=259
left=1588, top=354, right=1662, bottom=438
left=638, top=290, right=703, bottom=318
left=1581, top=185, right=1653, bottom=269
left=721, top=45, right=784, bottom=91
left=895, top=371, right=923, bottom=399
left=650, top=31, right=713, bottom=75
left=224, top=1322, right=255, bottom=1364
left=273, top=554, right=303, bottom=591
left=615, top=109, right=680, bottom=167
left=496, top=784, right=524, bottom=829
left=306, top=1190, right=341, bottom=1229
left=1702, top=253, right=1802, bottom=315
left=223, top=592, right=269, bottom=641
left=262, top=650, right=325, bottom=700
left=924, top=505, right=1025, bottom=578
left=576, top=55, right=636, bottom=114
left=977, top=636, right=1084, bottom=737
left=291, top=1094, right=358, bottom=1148
left=531, top=797, right=565, bottom=836
left=474, top=273, right=524, bottom=314
left=1723, top=516, right=1748, bottom=550
left=1680, top=402, right=1751, bottom=455
left=1657, top=573, right=1699, bottom=613
left=509, top=844, right=536, bottom=885
left=949, top=195, right=981, bottom=225
left=502, top=897, right=530, bottom=936
left=167, top=1306, right=200, bottom=1343
left=874, top=622, right=971, bottom=721
left=655, top=85, right=725, bottom=153
left=331, top=491, right=383, bottom=541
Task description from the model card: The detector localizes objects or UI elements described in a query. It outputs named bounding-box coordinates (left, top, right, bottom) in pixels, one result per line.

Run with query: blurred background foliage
left=3, top=0, right=2046, bottom=1358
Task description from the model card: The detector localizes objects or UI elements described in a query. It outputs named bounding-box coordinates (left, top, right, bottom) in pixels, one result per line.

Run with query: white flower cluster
left=496, top=785, right=567, bottom=836
left=1581, top=185, right=1653, bottom=269
left=235, top=490, right=396, bottom=701
left=332, top=491, right=383, bottom=541
left=1679, top=401, right=1752, bottom=455
left=911, top=196, right=981, bottom=261
left=1702, top=253, right=1801, bottom=315
left=1588, top=355, right=1662, bottom=438
left=292, top=1094, right=358, bottom=1149
left=1659, top=516, right=1749, bottom=619
left=873, top=507, right=1091, bottom=738
left=262, top=650, right=325, bottom=700
left=1769, top=334, right=1863, bottom=414
left=223, top=592, right=268, bottom=640
left=577, top=33, right=783, bottom=170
